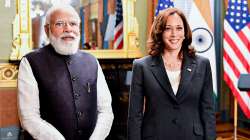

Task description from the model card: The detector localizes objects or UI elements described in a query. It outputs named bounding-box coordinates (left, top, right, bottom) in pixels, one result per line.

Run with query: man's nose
left=63, top=23, right=73, bottom=32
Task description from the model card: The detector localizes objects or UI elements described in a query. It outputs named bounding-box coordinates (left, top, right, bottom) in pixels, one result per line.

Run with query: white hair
left=45, top=4, right=80, bottom=25
left=49, top=31, right=80, bottom=55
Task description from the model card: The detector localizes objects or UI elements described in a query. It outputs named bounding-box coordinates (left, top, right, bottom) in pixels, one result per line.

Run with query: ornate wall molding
left=0, top=64, right=18, bottom=88
left=10, top=0, right=32, bottom=60
left=123, top=0, right=141, bottom=58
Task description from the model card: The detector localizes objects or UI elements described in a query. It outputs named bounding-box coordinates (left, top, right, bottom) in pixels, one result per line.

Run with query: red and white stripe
left=114, top=22, right=123, bottom=49
left=223, top=20, right=250, bottom=118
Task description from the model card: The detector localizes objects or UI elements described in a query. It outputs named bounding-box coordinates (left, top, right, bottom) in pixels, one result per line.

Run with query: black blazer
left=128, top=52, right=216, bottom=140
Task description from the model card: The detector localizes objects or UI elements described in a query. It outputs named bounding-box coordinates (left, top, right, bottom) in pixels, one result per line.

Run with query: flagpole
left=233, top=98, right=237, bottom=140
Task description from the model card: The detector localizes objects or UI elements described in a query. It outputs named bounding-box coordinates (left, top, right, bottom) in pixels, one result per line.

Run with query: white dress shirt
left=165, top=69, right=181, bottom=95
left=18, top=57, right=114, bottom=140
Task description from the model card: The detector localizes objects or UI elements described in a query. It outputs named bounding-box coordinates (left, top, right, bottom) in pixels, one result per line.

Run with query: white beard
left=49, top=31, right=80, bottom=55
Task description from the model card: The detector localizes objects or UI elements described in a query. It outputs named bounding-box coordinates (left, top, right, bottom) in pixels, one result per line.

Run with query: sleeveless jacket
left=24, top=44, right=98, bottom=140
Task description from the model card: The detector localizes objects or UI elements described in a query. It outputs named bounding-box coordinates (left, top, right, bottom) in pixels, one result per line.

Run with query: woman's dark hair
left=147, top=8, right=195, bottom=57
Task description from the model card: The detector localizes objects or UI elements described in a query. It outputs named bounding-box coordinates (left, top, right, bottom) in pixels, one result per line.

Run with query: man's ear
left=44, top=24, right=49, bottom=37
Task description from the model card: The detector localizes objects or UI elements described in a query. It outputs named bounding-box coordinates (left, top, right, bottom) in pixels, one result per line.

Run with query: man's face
left=48, top=10, right=80, bottom=40
left=45, top=9, right=80, bottom=55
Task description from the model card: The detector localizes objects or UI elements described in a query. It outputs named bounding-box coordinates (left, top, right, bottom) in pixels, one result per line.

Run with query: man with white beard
left=17, top=5, right=114, bottom=140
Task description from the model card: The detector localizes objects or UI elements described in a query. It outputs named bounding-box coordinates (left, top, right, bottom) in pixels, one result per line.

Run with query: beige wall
left=0, top=0, right=16, bottom=62
left=135, top=0, right=148, bottom=56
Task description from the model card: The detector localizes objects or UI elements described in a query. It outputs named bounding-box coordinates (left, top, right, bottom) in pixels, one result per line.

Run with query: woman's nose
left=171, top=29, right=177, bottom=36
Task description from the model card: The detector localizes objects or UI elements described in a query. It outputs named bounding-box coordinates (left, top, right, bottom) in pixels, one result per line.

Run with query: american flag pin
left=187, top=68, right=192, bottom=72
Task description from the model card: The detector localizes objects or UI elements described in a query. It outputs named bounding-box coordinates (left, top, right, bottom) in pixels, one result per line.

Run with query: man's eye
left=70, top=22, right=78, bottom=26
left=55, top=22, right=64, bottom=27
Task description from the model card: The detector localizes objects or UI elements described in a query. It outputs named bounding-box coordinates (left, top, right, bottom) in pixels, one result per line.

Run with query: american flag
left=223, top=0, right=250, bottom=118
left=114, top=0, right=123, bottom=49
left=155, top=0, right=174, bottom=16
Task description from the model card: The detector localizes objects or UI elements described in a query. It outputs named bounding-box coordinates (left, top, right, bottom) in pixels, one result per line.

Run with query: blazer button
left=78, top=130, right=82, bottom=135
left=172, top=119, right=178, bottom=124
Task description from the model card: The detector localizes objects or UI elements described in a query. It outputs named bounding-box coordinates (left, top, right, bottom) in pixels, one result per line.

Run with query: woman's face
left=162, top=13, right=185, bottom=52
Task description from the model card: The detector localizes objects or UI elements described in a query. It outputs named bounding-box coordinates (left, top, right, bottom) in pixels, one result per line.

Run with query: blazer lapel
left=149, top=56, right=178, bottom=102
left=176, top=53, right=197, bottom=102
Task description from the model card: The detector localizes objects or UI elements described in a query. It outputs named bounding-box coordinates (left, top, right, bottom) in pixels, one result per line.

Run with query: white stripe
left=223, top=58, right=238, bottom=83
left=114, top=34, right=123, bottom=49
left=242, top=26, right=250, bottom=42
left=224, top=60, right=250, bottom=110
left=210, top=0, right=214, bottom=23
left=224, top=61, right=250, bottom=109
left=242, top=25, right=250, bottom=42
left=224, top=21, right=250, bottom=65
left=223, top=40, right=248, bottom=73
left=187, top=2, right=218, bottom=94
left=114, top=22, right=123, bottom=34
left=114, top=21, right=123, bottom=49
left=174, top=0, right=192, bottom=18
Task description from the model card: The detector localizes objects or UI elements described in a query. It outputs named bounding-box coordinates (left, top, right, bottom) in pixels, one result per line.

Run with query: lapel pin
left=187, top=68, right=192, bottom=72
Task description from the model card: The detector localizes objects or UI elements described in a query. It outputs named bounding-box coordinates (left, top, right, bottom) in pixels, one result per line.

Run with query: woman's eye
left=177, top=27, right=183, bottom=30
left=165, top=27, right=171, bottom=31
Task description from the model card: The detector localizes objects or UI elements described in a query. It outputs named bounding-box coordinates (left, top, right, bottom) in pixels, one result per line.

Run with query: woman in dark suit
left=128, top=8, right=216, bottom=140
